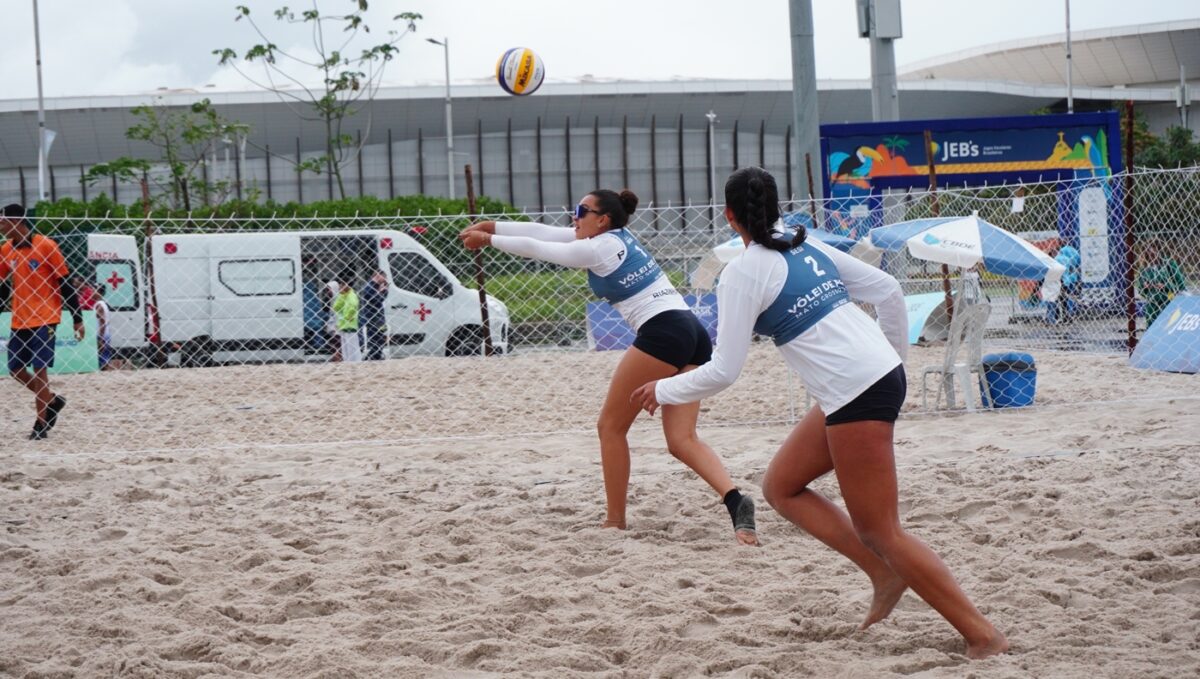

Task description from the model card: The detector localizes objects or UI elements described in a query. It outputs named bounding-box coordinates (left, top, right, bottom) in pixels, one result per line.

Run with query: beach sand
left=2, top=345, right=1198, bottom=677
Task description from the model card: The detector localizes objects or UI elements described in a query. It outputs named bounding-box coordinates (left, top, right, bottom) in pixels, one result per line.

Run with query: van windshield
left=388, top=252, right=453, bottom=299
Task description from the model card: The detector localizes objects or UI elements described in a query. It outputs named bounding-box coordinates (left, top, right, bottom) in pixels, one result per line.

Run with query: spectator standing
left=333, top=277, right=361, bottom=363
left=359, top=270, right=388, bottom=361
left=94, top=285, right=114, bottom=370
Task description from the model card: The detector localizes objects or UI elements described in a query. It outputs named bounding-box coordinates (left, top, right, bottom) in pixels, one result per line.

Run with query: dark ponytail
left=724, top=167, right=804, bottom=251
left=588, top=189, right=638, bottom=230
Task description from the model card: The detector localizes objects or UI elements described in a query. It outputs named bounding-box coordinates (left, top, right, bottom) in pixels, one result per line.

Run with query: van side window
left=218, top=259, right=296, bottom=296
left=389, top=252, right=452, bottom=299
left=94, top=261, right=139, bottom=311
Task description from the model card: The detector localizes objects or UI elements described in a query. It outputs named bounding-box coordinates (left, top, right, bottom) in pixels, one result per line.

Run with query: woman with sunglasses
left=631, top=168, right=1008, bottom=658
left=460, top=189, right=758, bottom=545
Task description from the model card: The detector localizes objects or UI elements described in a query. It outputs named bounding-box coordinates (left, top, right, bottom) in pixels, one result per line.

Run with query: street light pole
left=32, top=0, right=48, bottom=202
left=705, top=110, right=718, bottom=205
left=1065, top=0, right=1073, bottom=114
left=428, top=37, right=455, bottom=199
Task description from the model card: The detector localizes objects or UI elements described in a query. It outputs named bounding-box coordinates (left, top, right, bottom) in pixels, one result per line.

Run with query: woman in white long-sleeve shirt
left=631, top=168, right=1008, bottom=659
left=460, top=189, right=758, bottom=544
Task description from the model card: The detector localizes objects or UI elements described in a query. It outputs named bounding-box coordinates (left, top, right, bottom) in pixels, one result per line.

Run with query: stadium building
left=0, top=20, right=1196, bottom=211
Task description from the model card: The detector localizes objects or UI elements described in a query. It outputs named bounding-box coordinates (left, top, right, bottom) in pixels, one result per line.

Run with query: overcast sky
left=1, top=0, right=1196, bottom=100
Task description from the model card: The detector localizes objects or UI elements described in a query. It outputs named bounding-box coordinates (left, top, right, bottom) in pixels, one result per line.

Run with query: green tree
left=214, top=1, right=421, bottom=199
left=82, top=98, right=249, bottom=210
left=1134, top=125, right=1200, bottom=168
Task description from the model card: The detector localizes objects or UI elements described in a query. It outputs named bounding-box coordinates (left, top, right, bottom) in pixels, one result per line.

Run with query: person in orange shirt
left=1, top=204, right=84, bottom=440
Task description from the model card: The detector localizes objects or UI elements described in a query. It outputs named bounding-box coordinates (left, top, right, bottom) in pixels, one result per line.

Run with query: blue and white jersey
left=655, top=238, right=908, bottom=415
left=753, top=243, right=851, bottom=346
left=491, top=222, right=686, bottom=330
left=587, top=229, right=662, bottom=304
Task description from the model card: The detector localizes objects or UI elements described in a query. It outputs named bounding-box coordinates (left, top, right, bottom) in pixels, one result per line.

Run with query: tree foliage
left=1134, top=125, right=1200, bottom=169
left=214, top=1, right=422, bottom=199
left=82, top=98, right=249, bottom=211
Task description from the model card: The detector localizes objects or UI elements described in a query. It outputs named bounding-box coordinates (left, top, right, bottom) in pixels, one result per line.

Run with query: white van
left=64, top=229, right=509, bottom=366
left=150, top=229, right=510, bottom=365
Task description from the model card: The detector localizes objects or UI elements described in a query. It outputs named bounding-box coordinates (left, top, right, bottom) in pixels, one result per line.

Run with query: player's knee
left=760, top=469, right=793, bottom=509
left=596, top=415, right=627, bottom=440
left=663, top=430, right=697, bottom=459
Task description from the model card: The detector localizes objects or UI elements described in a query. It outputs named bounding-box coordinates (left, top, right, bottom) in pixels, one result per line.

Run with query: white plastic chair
left=922, top=301, right=993, bottom=411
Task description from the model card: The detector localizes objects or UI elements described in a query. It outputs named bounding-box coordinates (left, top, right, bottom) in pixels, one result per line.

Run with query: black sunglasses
left=573, top=204, right=604, bottom=220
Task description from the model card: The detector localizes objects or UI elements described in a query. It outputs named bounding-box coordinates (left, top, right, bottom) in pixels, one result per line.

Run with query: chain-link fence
left=2, top=167, right=1197, bottom=447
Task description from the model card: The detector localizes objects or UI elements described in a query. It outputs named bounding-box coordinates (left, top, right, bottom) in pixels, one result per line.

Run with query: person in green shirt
left=1137, top=242, right=1188, bottom=329
left=332, top=277, right=361, bottom=362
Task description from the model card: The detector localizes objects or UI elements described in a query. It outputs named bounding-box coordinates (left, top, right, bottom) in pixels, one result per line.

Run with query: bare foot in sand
left=601, top=519, right=626, bottom=530
left=860, top=574, right=907, bottom=630
left=735, top=528, right=760, bottom=547
left=966, top=630, right=1010, bottom=660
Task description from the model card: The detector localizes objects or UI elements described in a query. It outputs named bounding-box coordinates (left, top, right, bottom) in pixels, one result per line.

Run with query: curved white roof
left=900, top=20, right=1200, bottom=88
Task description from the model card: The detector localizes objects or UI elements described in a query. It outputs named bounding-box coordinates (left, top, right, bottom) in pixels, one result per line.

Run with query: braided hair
left=723, top=167, right=804, bottom=251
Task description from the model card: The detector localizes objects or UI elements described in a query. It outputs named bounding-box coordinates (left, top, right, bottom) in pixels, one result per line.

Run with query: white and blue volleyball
left=495, top=47, right=545, bottom=96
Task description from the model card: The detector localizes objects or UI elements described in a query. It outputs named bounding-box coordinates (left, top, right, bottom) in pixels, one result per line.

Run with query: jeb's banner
left=0, top=311, right=100, bottom=374
left=586, top=294, right=718, bottom=352
left=821, top=111, right=1122, bottom=192
left=1130, top=295, right=1200, bottom=374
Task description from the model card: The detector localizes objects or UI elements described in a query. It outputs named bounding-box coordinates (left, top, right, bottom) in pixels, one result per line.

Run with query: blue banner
left=1130, top=295, right=1200, bottom=374
left=820, top=112, right=1122, bottom=192
left=586, top=294, right=718, bottom=352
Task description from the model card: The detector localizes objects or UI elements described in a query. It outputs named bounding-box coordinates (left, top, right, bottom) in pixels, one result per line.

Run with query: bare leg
left=827, top=420, right=1008, bottom=659
left=595, top=347, right=680, bottom=529
left=12, top=367, right=53, bottom=422
left=660, top=374, right=757, bottom=546
left=761, top=406, right=906, bottom=628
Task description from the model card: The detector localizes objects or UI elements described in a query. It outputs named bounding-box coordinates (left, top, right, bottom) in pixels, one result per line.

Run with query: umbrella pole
left=924, top=129, right=954, bottom=322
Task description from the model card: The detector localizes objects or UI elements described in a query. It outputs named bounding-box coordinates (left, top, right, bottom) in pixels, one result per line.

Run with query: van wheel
left=180, top=338, right=214, bottom=368
left=446, top=326, right=483, bottom=357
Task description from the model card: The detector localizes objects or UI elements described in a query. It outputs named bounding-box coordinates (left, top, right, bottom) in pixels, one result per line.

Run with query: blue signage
left=820, top=111, right=1129, bottom=313
left=1130, top=295, right=1200, bottom=374
left=820, top=112, right=1122, bottom=192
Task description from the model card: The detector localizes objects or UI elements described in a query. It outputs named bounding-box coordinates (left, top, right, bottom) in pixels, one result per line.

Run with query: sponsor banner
left=821, top=111, right=1121, bottom=191
left=1130, top=294, right=1200, bottom=374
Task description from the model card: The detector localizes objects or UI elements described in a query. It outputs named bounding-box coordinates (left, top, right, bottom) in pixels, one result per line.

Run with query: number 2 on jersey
left=803, top=255, right=826, bottom=277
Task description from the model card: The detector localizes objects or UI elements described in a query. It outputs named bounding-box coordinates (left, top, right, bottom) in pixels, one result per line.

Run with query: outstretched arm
left=495, top=221, right=576, bottom=242
left=487, top=233, right=609, bottom=269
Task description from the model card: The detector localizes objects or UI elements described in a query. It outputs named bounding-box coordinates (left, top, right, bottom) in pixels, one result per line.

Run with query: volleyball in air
left=495, top=47, right=545, bottom=96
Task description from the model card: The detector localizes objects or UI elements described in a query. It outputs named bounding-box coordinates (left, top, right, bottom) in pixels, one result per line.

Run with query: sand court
left=2, top=346, right=1198, bottom=677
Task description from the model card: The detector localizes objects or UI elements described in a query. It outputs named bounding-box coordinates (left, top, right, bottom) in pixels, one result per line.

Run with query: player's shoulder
left=33, top=233, right=61, bottom=252
left=591, top=230, right=626, bottom=250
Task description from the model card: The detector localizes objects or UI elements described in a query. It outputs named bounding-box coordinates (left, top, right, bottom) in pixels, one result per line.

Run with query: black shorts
left=8, top=325, right=57, bottom=373
left=632, top=309, right=713, bottom=370
left=825, top=364, right=907, bottom=426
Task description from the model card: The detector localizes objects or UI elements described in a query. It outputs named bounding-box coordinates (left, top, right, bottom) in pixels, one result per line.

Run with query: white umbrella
left=868, top=214, right=1066, bottom=301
